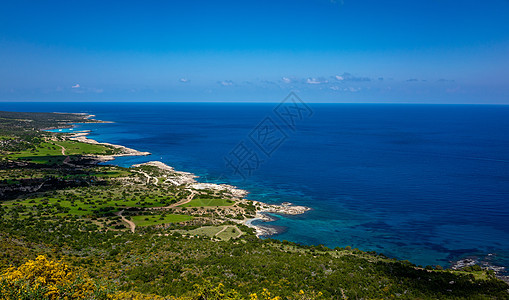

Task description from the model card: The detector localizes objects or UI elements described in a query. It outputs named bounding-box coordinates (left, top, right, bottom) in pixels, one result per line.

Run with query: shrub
left=0, top=255, right=109, bottom=299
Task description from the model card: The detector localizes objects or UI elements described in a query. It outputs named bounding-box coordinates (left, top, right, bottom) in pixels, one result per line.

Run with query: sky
left=1, top=0, right=508, bottom=103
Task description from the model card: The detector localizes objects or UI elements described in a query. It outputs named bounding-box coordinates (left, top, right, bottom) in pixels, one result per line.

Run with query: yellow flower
left=0, top=255, right=100, bottom=300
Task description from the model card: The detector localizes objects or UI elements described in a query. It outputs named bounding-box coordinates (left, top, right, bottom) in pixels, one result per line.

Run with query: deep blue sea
left=2, top=102, right=509, bottom=270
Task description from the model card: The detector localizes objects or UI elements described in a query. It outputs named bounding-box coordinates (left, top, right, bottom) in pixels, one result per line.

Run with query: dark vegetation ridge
left=0, top=110, right=104, bottom=131
left=0, top=110, right=507, bottom=299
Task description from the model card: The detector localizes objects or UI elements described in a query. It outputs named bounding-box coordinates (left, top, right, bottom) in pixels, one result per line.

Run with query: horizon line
left=0, top=101, right=508, bottom=106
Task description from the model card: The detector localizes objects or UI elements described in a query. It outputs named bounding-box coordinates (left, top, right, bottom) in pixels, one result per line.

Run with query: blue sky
left=1, top=0, right=508, bottom=103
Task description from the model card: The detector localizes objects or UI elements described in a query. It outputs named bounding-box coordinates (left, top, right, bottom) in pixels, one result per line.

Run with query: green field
left=177, top=225, right=242, bottom=241
left=179, top=198, right=234, bottom=207
left=132, top=214, right=193, bottom=226
left=11, top=155, right=67, bottom=165
left=176, top=225, right=223, bottom=237
left=8, top=142, right=62, bottom=157
left=6, top=140, right=115, bottom=164
left=53, top=140, right=115, bottom=155
left=90, top=169, right=131, bottom=178
left=215, top=225, right=243, bottom=240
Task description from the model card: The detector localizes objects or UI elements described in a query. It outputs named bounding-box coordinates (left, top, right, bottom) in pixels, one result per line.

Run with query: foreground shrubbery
left=0, top=256, right=317, bottom=300
left=0, top=255, right=109, bottom=299
left=1, top=214, right=509, bottom=299
left=2, top=250, right=508, bottom=299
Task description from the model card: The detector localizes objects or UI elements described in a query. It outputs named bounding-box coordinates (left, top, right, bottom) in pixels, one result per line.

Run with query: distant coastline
left=40, top=112, right=113, bottom=131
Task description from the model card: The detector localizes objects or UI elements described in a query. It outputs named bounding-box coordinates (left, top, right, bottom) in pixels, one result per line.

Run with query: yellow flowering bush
left=107, top=290, right=172, bottom=300
left=192, top=282, right=242, bottom=300
left=248, top=288, right=323, bottom=300
left=248, top=288, right=281, bottom=300
left=0, top=255, right=108, bottom=300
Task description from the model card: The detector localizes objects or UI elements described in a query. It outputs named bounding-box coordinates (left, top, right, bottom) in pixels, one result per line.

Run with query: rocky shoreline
left=129, top=163, right=311, bottom=238
left=450, top=255, right=509, bottom=284
left=245, top=201, right=311, bottom=238
left=132, top=161, right=249, bottom=199
left=54, top=114, right=312, bottom=240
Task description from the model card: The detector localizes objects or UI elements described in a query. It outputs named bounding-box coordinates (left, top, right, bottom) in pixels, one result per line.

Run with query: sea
left=2, top=101, right=509, bottom=271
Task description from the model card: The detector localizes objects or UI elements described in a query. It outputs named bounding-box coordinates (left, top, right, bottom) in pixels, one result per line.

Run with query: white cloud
left=306, top=78, right=327, bottom=84
left=329, top=86, right=360, bottom=92
left=281, top=77, right=291, bottom=83
left=334, top=73, right=371, bottom=82
left=71, top=83, right=80, bottom=88
left=179, top=78, right=190, bottom=83
left=219, top=80, right=233, bottom=86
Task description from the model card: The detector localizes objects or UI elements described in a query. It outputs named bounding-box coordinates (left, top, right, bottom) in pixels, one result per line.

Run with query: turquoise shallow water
left=3, top=102, right=509, bottom=271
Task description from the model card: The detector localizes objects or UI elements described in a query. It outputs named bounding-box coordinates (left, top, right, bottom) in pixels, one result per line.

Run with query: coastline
left=56, top=113, right=311, bottom=238
left=132, top=161, right=311, bottom=237
left=49, top=110, right=151, bottom=161
left=245, top=201, right=311, bottom=238
left=68, top=131, right=151, bottom=162
left=41, top=112, right=113, bottom=131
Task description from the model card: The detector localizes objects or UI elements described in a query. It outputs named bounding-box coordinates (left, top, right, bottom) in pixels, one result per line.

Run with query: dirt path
left=33, top=181, right=47, bottom=193
left=133, top=170, right=157, bottom=185
left=234, top=227, right=243, bottom=239
left=56, top=144, right=65, bottom=155
left=215, top=225, right=229, bottom=236
left=150, top=190, right=197, bottom=211
left=53, top=142, right=75, bottom=167
left=167, top=190, right=196, bottom=208
left=116, top=210, right=136, bottom=233
left=215, top=225, right=243, bottom=239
